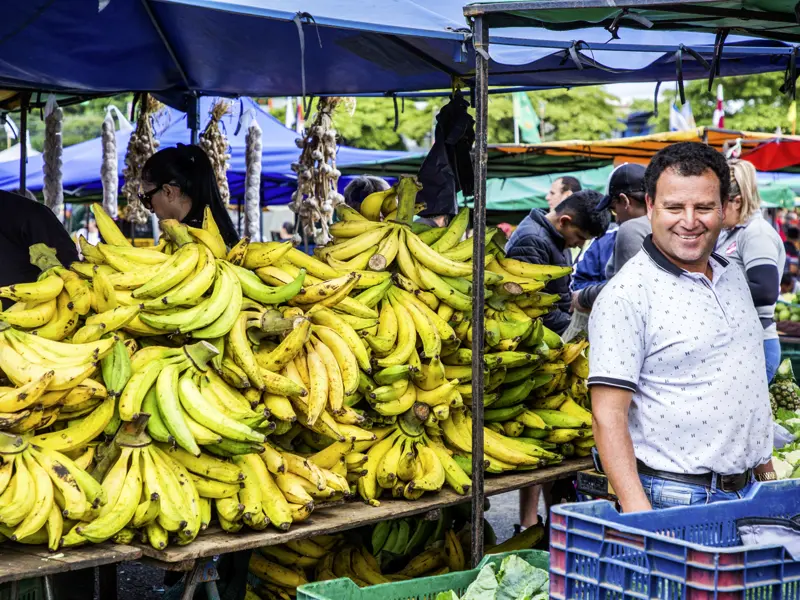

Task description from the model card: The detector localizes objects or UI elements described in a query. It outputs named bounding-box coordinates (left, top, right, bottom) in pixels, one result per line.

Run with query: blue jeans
left=765, top=338, right=781, bottom=383
left=640, top=474, right=756, bottom=509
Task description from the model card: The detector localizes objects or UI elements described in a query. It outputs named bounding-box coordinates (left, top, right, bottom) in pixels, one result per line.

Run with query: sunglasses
left=137, top=185, right=163, bottom=210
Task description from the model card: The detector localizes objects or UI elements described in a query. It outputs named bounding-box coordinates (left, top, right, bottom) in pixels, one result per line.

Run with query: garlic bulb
left=243, top=119, right=262, bottom=242
left=199, top=100, right=232, bottom=206
left=100, top=110, right=118, bottom=219
left=289, top=97, right=345, bottom=247
left=42, top=103, right=64, bottom=222
left=121, top=94, right=161, bottom=225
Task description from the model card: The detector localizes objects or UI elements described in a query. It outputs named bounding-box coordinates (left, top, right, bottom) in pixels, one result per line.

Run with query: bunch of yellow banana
left=247, top=525, right=465, bottom=598
left=61, top=442, right=212, bottom=550
left=0, top=432, right=104, bottom=551
left=0, top=330, right=118, bottom=438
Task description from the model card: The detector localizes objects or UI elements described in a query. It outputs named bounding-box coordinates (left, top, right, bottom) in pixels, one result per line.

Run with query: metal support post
left=469, top=14, right=490, bottom=569
left=19, top=93, right=29, bottom=196
left=187, top=93, right=200, bottom=145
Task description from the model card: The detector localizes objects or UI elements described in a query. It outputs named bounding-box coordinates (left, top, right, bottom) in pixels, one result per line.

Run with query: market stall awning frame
left=464, top=0, right=800, bottom=44
left=0, top=0, right=798, bottom=103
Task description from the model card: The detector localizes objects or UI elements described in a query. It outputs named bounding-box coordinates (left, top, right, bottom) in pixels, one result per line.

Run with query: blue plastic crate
left=550, top=480, right=800, bottom=599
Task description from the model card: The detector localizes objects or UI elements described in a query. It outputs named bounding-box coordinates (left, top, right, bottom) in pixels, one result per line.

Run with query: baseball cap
left=595, top=163, right=646, bottom=211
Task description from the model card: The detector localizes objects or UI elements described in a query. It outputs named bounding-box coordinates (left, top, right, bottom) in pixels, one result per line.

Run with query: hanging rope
left=674, top=44, right=710, bottom=104
left=708, top=29, right=730, bottom=92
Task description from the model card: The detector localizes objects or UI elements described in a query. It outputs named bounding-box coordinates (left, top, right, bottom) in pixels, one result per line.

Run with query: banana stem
left=395, top=175, right=423, bottom=226
left=91, top=414, right=151, bottom=481
left=398, top=402, right=429, bottom=438
left=160, top=219, right=194, bottom=246
left=184, top=341, right=220, bottom=372
left=29, top=244, right=61, bottom=273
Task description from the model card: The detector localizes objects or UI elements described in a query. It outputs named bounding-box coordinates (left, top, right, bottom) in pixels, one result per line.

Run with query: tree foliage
left=653, top=72, right=791, bottom=133
left=0, top=73, right=794, bottom=157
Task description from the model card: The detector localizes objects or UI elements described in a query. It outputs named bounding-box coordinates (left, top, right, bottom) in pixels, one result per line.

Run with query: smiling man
left=588, top=142, right=775, bottom=512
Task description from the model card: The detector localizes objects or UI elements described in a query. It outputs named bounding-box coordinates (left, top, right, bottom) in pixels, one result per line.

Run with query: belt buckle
left=719, top=473, right=743, bottom=493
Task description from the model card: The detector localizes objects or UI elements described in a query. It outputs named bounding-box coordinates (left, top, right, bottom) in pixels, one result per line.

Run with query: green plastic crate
left=297, top=549, right=549, bottom=600
left=0, top=578, right=43, bottom=600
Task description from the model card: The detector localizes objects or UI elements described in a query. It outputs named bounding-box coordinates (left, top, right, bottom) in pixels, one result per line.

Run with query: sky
left=605, top=81, right=663, bottom=103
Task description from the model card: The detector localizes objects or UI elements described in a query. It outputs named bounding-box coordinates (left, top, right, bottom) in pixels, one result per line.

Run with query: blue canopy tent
left=1, top=0, right=798, bottom=101
left=0, top=97, right=405, bottom=204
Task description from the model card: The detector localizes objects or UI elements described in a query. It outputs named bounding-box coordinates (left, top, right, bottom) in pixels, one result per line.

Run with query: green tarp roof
left=464, top=1, right=800, bottom=43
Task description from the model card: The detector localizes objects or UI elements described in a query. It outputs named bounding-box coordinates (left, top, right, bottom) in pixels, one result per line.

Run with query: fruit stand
left=0, top=148, right=595, bottom=600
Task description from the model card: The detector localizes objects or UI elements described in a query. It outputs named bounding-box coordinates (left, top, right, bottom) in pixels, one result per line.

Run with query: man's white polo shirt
left=587, top=235, right=773, bottom=476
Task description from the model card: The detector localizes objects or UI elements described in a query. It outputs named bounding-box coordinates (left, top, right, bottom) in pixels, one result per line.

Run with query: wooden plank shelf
left=0, top=543, right=141, bottom=584
left=138, top=458, right=591, bottom=564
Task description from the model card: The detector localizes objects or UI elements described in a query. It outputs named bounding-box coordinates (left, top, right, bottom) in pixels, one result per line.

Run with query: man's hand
left=571, top=291, right=589, bottom=314
left=592, top=385, right=652, bottom=513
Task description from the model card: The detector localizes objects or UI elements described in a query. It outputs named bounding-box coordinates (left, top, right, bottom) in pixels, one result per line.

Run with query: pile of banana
left=0, top=175, right=593, bottom=552
left=247, top=525, right=466, bottom=598
left=246, top=508, right=545, bottom=599
left=0, top=432, right=102, bottom=550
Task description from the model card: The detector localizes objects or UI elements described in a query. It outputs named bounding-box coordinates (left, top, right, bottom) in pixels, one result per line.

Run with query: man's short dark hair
left=559, top=176, right=582, bottom=194
left=645, top=142, right=730, bottom=203
left=343, top=176, right=390, bottom=209
left=554, top=189, right=611, bottom=238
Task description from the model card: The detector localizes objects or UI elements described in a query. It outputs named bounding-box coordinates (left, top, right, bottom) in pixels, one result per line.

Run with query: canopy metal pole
left=469, top=14, right=489, bottom=569
left=19, top=93, right=29, bottom=196
left=187, top=94, right=200, bottom=145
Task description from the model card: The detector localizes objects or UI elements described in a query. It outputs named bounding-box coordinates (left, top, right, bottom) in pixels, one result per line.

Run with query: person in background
left=589, top=142, right=774, bottom=513
left=497, top=222, right=515, bottom=238
left=717, top=159, right=786, bottom=382
left=784, top=226, right=800, bottom=260
left=571, top=164, right=650, bottom=312
left=74, top=218, right=100, bottom=246
left=279, top=221, right=295, bottom=241
left=0, top=190, right=79, bottom=309
left=505, top=190, right=611, bottom=335
left=343, top=175, right=390, bottom=211
left=781, top=272, right=799, bottom=295
left=545, top=175, right=581, bottom=210
left=776, top=208, right=787, bottom=242
left=509, top=190, right=610, bottom=531
left=139, top=144, right=239, bottom=247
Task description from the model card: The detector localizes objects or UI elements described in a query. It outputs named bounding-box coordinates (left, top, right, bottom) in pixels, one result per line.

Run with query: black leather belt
left=637, top=461, right=752, bottom=493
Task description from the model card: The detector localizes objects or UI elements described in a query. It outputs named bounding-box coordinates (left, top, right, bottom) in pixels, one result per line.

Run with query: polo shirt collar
left=642, top=234, right=729, bottom=278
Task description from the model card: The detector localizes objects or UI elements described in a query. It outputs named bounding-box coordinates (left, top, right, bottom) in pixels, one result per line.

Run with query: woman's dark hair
left=142, top=144, right=239, bottom=247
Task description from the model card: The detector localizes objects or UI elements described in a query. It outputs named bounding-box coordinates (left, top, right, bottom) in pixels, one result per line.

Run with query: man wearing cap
left=572, top=163, right=651, bottom=313
left=589, top=142, right=774, bottom=512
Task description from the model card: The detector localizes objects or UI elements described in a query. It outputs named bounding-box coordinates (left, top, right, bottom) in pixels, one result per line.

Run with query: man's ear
left=645, top=193, right=654, bottom=219
left=558, top=214, right=573, bottom=230
left=619, top=193, right=631, bottom=210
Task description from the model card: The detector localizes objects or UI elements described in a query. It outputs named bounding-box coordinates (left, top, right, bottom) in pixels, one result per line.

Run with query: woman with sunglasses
left=139, top=144, right=239, bottom=247
left=716, top=158, right=786, bottom=382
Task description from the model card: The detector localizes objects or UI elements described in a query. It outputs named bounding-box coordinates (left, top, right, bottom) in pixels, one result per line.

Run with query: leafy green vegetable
left=462, top=564, right=499, bottom=600
left=434, top=555, right=550, bottom=600
left=496, top=555, right=548, bottom=600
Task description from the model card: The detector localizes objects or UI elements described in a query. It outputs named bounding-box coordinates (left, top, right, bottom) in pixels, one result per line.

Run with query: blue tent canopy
left=0, top=97, right=405, bottom=204
left=0, top=1, right=796, bottom=99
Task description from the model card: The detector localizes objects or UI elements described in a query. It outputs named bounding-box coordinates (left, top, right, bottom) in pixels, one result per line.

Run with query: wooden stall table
left=136, top=458, right=591, bottom=598
left=0, top=543, right=141, bottom=600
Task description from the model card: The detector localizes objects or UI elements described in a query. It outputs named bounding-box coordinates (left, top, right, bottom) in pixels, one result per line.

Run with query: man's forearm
left=594, top=411, right=651, bottom=512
